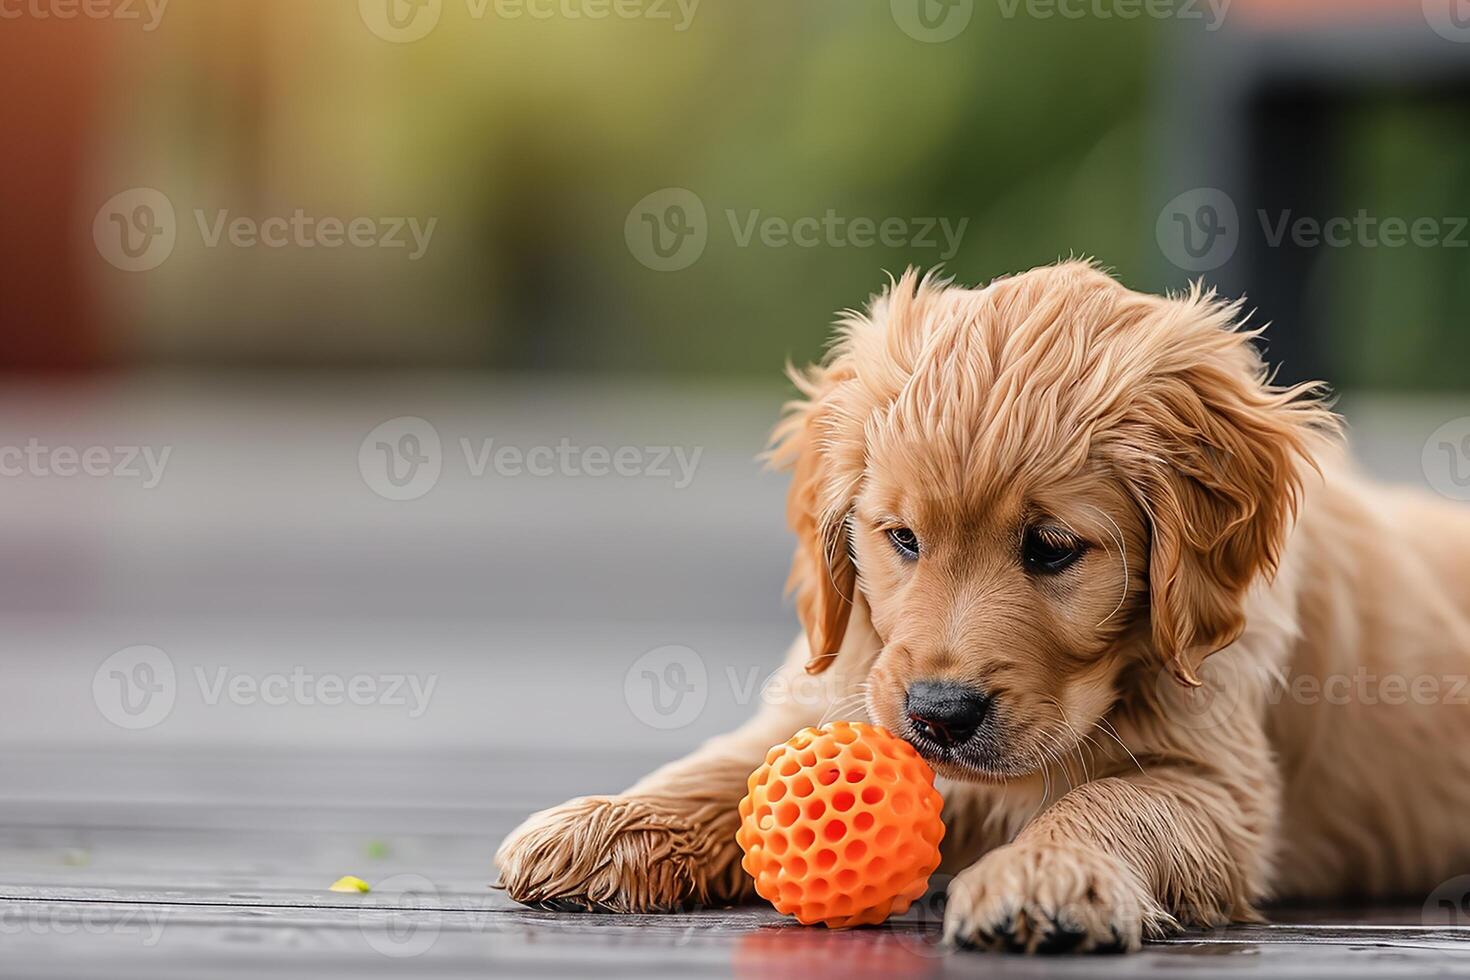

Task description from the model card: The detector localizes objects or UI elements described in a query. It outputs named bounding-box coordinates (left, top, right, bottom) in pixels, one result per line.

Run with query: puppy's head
left=771, top=261, right=1334, bottom=781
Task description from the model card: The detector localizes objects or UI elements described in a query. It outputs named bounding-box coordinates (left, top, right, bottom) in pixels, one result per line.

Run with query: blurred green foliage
left=380, top=1, right=1157, bottom=376
left=130, top=3, right=1470, bottom=389
left=1327, top=98, right=1470, bottom=391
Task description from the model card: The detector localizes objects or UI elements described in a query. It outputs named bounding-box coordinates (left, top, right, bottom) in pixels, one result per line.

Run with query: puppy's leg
left=943, top=763, right=1271, bottom=953
left=494, top=717, right=794, bottom=912
left=496, top=632, right=869, bottom=912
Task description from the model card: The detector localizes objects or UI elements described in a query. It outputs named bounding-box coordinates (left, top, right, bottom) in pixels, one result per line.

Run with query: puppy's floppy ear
left=1126, top=293, right=1337, bottom=687
left=769, top=361, right=861, bottom=676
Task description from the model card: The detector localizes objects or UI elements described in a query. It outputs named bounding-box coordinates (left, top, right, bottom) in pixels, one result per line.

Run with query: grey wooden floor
left=5, top=749, right=1470, bottom=979
left=3, top=379, right=1470, bottom=976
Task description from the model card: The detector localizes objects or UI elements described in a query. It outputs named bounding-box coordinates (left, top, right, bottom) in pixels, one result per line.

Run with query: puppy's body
left=1265, top=460, right=1470, bottom=898
left=497, top=263, right=1470, bottom=951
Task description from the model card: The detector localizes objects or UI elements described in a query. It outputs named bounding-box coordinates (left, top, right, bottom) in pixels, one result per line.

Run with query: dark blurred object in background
left=2, top=13, right=109, bottom=369
left=1160, top=0, right=1470, bottom=388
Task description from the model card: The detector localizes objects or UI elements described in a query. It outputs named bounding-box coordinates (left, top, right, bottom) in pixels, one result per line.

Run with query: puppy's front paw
left=495, top=795, right=747, bottom=913
left=943, top=841, right=1172, bottom=954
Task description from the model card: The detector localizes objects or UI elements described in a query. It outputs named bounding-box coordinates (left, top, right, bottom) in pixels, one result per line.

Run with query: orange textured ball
left=736, top=721, right=945, bottom=928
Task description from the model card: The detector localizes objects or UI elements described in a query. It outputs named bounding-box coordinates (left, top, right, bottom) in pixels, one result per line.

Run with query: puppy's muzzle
left=904, top=679, right=992, bottom=748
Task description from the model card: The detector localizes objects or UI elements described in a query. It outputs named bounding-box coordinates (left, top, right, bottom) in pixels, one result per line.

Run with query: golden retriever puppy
left=496, top=261, right=1470, bottom=952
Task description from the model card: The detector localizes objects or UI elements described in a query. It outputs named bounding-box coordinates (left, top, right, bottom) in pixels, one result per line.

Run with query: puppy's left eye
left=1022, top=526, right=1086, bottom=575
left=886, top=527, right=920, bottom=560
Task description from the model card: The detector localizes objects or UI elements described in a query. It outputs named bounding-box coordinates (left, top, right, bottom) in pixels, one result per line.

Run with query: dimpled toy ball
left=736, top=721, right=945, bottom=928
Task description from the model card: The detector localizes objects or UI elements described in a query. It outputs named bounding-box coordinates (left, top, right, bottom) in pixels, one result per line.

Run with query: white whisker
left=1085, top=504, right=1131, bottom=628
left=1095, top=718, right=1146, bottom=776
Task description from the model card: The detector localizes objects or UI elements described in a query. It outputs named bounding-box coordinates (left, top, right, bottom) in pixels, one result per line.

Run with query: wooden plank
left=5, top=752, right=1470, bottom=977
left=6, top=894, right=1470, bottom=980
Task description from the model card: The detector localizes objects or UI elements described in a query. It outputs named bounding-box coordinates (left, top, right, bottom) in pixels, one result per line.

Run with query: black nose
left=905, top=680, right=991, bottom=746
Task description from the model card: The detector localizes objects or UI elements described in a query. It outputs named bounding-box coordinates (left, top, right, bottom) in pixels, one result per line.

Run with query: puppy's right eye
left=886, top=527, right=920, bottom=560
left=1021, top=525, right=1087, bottom=575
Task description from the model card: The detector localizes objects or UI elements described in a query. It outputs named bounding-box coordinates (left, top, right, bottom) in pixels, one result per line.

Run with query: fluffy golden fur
left=496, top=261, right=1470, bottom=952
